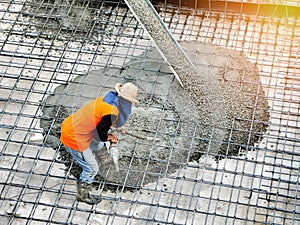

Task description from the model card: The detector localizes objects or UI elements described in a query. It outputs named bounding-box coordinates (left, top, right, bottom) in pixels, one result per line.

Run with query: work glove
left=103, top=141, right=111, bottom=151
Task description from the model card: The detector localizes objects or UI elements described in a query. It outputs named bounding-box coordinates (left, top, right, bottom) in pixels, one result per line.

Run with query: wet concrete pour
left=40, top=42, right=270, bottom=190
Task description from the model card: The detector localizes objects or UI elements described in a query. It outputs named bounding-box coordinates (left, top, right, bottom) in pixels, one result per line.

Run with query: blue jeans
left=65, top=142, right=104, bottom=184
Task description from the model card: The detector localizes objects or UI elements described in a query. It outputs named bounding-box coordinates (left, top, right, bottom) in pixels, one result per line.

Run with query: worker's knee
left=90, top=163, right=99, bottom=175
left=85, top=158, right=99, bottom=175
left=81, top=149, right=99, bottom=175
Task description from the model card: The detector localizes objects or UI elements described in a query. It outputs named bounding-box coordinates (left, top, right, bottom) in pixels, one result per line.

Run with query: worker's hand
left=107, top=133, right=118, bottom=144
left=118, top=126, right=126, bottom=135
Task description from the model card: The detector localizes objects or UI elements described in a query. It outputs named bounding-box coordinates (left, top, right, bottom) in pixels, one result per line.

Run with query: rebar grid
left=0, top=0, right=299, bottom=224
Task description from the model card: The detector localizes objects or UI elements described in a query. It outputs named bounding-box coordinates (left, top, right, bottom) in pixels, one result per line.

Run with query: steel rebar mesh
left=0, top=0, right=299, bottom=224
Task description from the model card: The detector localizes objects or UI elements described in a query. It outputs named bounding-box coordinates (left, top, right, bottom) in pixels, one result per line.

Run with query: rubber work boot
left=76, top=182, right=102, bottom=205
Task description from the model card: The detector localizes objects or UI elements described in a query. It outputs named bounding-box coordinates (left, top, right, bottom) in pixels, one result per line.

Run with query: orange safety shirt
left=60, top=96, right=118, bottom=151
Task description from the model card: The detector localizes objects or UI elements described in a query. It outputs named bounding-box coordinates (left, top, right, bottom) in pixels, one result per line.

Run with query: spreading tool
left=104, top=141, right=121, bottom=172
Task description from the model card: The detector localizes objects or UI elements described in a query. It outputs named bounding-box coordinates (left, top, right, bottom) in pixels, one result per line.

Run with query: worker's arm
left=96, top=114, right=118, bottom=143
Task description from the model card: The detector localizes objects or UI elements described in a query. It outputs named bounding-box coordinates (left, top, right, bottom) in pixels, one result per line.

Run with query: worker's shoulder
left=95, top=96, right=119, bottom=114
left=95, top=95, right=105, bottom=101
left=95, top=96, right=110, bottom=105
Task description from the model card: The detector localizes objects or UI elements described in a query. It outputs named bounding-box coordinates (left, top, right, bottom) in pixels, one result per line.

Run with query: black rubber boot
left=76, top=182, right=102, bottom=205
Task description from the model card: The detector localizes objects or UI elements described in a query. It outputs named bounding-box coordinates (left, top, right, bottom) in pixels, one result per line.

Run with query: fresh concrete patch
left=40, top=42, right=269, bottom=190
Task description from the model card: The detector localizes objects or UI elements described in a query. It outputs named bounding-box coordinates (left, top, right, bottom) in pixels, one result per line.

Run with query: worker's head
left=115, top=82, right=139, bottom=104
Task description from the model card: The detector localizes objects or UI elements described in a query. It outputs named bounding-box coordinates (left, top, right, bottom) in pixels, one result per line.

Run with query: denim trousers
left=65, top=142, right=104, bottom=184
